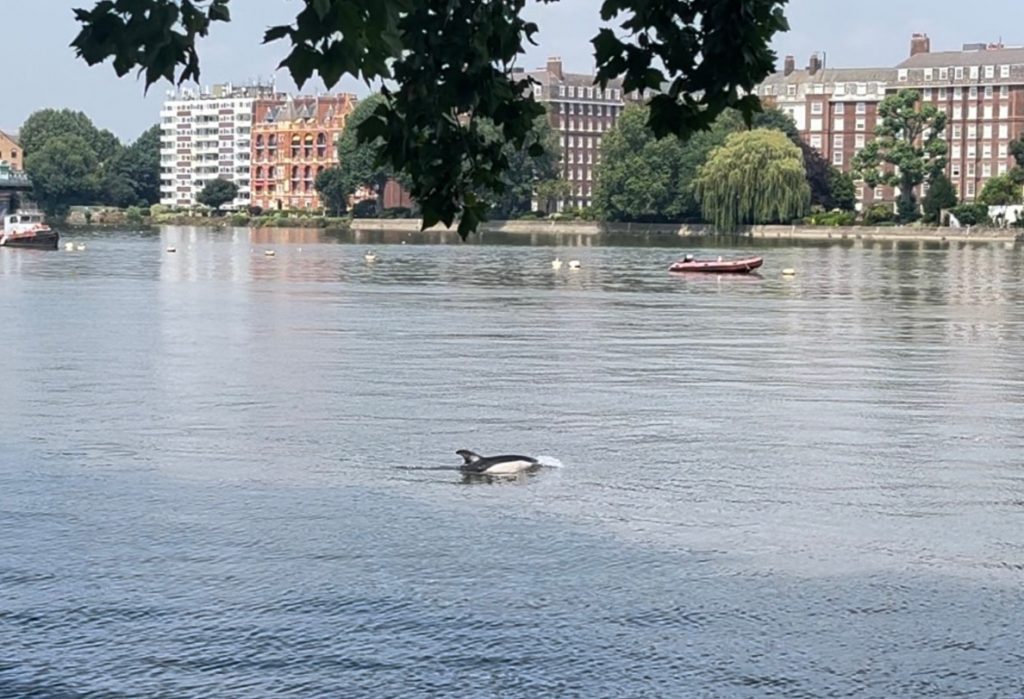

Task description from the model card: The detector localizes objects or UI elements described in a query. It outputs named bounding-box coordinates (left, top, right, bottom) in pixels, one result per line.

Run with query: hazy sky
left=1, top=1, right=1019, bottom=142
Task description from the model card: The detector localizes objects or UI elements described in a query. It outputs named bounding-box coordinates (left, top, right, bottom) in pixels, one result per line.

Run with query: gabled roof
left=0, top=129, right=19, bottom=146
left=898, top=47, right=1024, bottom=69
left=760, top=67, right=897, bottom=86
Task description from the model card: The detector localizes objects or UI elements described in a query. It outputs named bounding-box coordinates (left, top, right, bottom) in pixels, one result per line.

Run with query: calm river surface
left=2, top=227, right=1023, bottom=698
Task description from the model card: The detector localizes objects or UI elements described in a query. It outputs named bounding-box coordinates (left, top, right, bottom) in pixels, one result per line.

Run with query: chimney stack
left=911, top=33, right=931, bottom=57
left=546, top=57, right=563, bottom=80
left=783, top=55, right=796, bottom=76
left=808, top=53, right=822, bottom=76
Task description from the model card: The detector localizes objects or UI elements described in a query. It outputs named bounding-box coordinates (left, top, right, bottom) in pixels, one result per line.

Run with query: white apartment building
left=159, top=82, right=277, bottom=209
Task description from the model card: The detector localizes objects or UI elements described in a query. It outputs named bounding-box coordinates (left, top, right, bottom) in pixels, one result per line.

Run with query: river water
left=2, top=227, right=1023, bottom=697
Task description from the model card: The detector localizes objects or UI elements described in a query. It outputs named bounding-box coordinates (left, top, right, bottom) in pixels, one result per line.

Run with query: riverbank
left=60, top=207, right=1022, bottom=244
left=350, top=218, right=1024, bottom=243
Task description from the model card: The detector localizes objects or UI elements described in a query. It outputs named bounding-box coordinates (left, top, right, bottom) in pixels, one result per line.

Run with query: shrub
left=247, top=205, right=264, bottom=217
left=950, top=203, right=991, bottom=226
left=808, top=210, right=857, bottom=227
left=380, top=206, right=413, bottom=219
left=863, top=203, right=895, bottom=225
left=229, top=214, right=250, bottom=227
left=351, top=200, right=378, bottom=218
left=125, top=206, right=144, bottom=224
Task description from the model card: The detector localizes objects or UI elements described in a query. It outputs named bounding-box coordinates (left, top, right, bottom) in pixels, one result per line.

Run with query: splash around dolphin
left=455, top=449, right=541, bottom=476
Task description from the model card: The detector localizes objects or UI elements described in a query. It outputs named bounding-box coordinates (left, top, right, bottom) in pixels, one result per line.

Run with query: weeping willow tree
left=695, top=129, right=810, bottom=231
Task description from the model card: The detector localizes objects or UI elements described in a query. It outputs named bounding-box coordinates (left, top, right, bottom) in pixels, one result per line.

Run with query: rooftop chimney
left=546, top=57, right=563, bottom=81
left=783, top=55, right=796, bottom=76
left=808, top=53, right=822, bottom=76
left=911, top=33, right=931, bottom=57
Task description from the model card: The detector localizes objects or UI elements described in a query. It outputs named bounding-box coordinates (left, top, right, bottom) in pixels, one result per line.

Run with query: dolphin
left=455, top=449, right=541, bottom=476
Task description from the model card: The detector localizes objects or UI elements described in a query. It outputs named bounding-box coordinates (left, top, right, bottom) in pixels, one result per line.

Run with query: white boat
left=1, top=211, right=59, bottom=249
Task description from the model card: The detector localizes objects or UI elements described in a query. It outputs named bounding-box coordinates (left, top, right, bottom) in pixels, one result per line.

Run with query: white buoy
left=552, top=258, right=563, bottom=270
left=166, top=246, right=177, bottom=253
left=264, top=250, right=276, bottom=257
left=568, top=260, right=581, bottom=270
left=782, top=268, right=796, bottom=277
left=75, top=243, right=86, bottom=251
left=364, top=251, right=378, bottom=262
left=64, top=242, right=75, bottom=251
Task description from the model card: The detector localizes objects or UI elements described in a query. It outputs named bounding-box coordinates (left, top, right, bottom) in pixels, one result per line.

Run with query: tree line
left=20, top=109, right=161, bottom=216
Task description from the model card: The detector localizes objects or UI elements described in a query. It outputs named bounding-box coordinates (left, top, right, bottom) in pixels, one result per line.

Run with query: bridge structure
left=0, top=163, right=32, bottom=218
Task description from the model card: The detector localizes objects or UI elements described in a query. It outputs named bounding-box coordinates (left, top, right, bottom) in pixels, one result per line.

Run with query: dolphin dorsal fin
left=457, top=450, right=482, bottom=464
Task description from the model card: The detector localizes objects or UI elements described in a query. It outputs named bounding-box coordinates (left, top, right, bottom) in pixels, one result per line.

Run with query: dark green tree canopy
left=853, top=89, right=947, bottom=222
left=197, top=178, right=239, bottom=211
left=977, top=174, right=1022, bottom=206
left=71, top=0, right=790, bottom=236
left=922, top=172, right=957, bottom=223
left=24, top=134, right=101, bottom=216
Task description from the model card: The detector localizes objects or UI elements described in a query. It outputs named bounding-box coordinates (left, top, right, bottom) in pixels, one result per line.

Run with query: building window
left=952, top=144, right=962, bottom=159
left=966, top=182, right=975, bottom=198
left=898, top=69, right=908, bottom=82
left=968, top=105, right=978, bottom=120
left=1000, top=104, right=1010, bottom=119
left=985, top=65, right=995, bottom=79
left=1001, top=85, right=1009, bottom=98
left=810, top=134, right=823, bottom=149
left=856, top=186, right=864, bottom=200
left=953, top=86, right=962, bottom=100
left=967, top=161, right=976, bottom=176
left=969, top=86, right=978, bottom=99
left=855, top=102, right=866, bottom=114
left=1000, top=65, right=1011, bottom=79
left=939, top=87, right=947, bottom=100
left=951, top=164, right=961, bottom=178
left=833, top=134, right=844, bottom=149
left=811, top=102, right=823, bottom=115
left=953, top=106, right=962, bottom=120
left=856, top=118, right=866, bottom=131
left=968, top=125, right=977, bottom=139
left=874, top=186, right=884, bottom=199
left=984, top=85, right=993, bottom=99
left=787, top=85, right=796, bottom=97
left=924, top=68, right=933, bottom=81
left=955, top=67, right=964, bottom=80
left=983, top=143, right=992, bottom=158
left=999, top=124, right=1009, bottom=139
left=999, top=162, right=1009, bottom=175
left=924, top=88, right=933, bottom=100
left=983, top=162, right=992, bottom=177
left=999, top=143, right=1008, bottom=158
left=833, top=150, right=844, bottom=165
left=984, top=106, right=994, bottom=120
left=834, top=102, right=846, bottom=114
left=939, top=67, right=949, bottom=80
left=855, top=134, right=866, bottom=148
left=834, top=118, right=845, bottom=131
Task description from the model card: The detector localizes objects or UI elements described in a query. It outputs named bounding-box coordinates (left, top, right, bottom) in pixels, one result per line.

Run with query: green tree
left=977, top=174, right=1022, bottom=206
left=694, top=129, right=810, bottom=231
left=534, top=179, right=571, bottom=216
left=828, top=170, right=857, bottom=212
left=20, top=109, right=121, bottom=162
left=334, top=94, right=394, bottom=216
left=197, top=178, right=239, bottom=212
left=593, top=105, right=692, bottom=222
left=922, top=172, right=957, bottom=223
left=24, top=135, right=101, bottom=216
left=477, top=116, right=561, bottom=219
left=109, top=125, right=162, bottom=205
left=853, top=89, right=947, bottom=222
left=314, top=167, right=350, bottom=216
left=71, top=0, right=790, bottom=236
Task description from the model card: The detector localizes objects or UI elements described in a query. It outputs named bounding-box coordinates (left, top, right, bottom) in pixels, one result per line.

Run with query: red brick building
left=528, top=58, right=633, bottom=211
left=250, top=94, right=357, bottom=211
left=754, top=57, right=896, bottom=210
left=894, top=35, right=1024, bottom=202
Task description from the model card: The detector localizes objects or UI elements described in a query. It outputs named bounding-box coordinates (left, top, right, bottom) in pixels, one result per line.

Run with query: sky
left=1, top=0, right=1020, bottom=142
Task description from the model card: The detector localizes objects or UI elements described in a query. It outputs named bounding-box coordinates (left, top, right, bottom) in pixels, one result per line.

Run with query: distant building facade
left=528, top=57, right=631, bottom=210
left=159, top=82, right=277, bottom=209
left=0, top=130, right=23, bottom=172
left=755, top=56, right=896, bottom=210
left=250, top=94, right=357, bottom=211
left=895, top=34, right=1024, bottom=202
